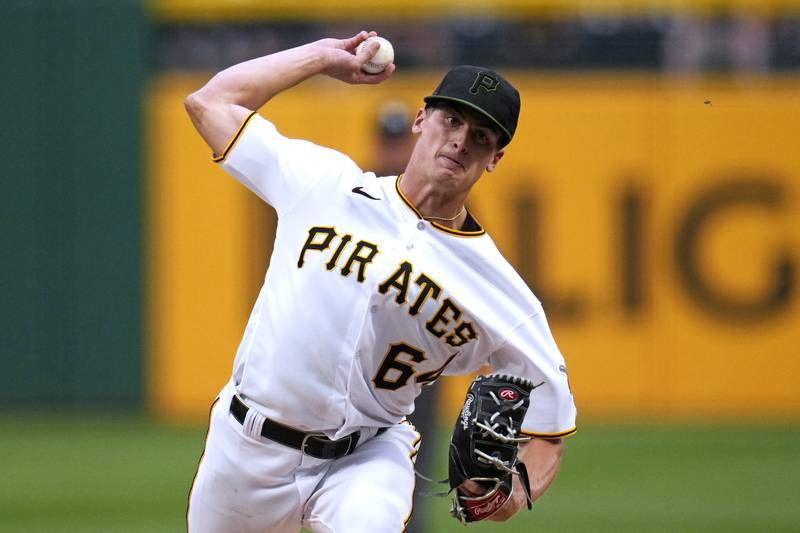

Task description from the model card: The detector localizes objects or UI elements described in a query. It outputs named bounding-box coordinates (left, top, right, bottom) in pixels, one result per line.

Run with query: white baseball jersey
left=216, top=111, right=577, bottom=441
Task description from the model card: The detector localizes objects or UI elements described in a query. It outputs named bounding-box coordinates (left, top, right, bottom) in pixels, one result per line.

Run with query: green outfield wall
left=0, top=1, right=148, bottom=405
left=4, top=2, right=799, bottom=416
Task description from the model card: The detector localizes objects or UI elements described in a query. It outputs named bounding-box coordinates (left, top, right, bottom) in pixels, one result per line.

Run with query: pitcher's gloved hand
left=448, top=374, right=536, bottom=523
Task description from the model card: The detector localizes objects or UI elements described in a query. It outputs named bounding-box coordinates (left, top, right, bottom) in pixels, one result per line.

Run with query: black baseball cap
left=424, top=65, right=521, bottom=148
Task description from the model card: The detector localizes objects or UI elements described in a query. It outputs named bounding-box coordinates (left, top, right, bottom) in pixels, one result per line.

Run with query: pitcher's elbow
left=184, top=90, right=207, bottom=121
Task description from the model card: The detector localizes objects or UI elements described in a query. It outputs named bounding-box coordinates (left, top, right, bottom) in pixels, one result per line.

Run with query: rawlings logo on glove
left=448, top=374, right=538, bottom=523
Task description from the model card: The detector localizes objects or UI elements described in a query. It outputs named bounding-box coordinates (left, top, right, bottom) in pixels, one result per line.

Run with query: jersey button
left=406, top=242, right=414, bottom=250
left=370, top=305, right=378, bottom=313
left=416, top=221, right=425, bottom=230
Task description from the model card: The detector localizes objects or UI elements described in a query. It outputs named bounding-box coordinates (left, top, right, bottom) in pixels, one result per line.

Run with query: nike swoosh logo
left=352, top=186, right=381, bottom=201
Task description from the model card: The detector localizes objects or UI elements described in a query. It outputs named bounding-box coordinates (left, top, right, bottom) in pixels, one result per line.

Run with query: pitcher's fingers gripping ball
left=448, top=374, right=537, bottom=523
left=356, top=36, right=394, bottom=73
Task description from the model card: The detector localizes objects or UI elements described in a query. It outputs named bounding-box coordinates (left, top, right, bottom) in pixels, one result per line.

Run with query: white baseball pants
left=187, top=381, right=420, bottom=533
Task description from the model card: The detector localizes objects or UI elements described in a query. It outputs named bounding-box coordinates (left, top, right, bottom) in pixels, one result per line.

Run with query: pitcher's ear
left=486, top=149, right=505, bottom=172
left=411, top=107, right=427, bottom=134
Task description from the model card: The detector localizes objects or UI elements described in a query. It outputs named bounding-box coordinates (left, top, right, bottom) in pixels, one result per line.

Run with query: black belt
left=229, top=395, right=360, bottom=460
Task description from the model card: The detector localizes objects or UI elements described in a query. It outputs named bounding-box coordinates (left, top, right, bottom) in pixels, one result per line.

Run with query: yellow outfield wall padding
left=147, top=0, right=798, bottom=22
left=145, top=76, right=273, bottom=419
left=147, top=72, right=800, bottom=422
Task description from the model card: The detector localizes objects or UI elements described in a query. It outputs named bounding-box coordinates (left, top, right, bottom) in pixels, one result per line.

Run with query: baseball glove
left=448, top=373, right=536, bottom=523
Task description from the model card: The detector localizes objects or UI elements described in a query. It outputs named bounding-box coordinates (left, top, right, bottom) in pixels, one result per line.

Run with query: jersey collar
left=394, top=175, right=486, bottom=238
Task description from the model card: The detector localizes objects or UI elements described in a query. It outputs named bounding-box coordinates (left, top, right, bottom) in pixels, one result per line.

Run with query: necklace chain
left=398, top=173, right=466, bottom=223
left=422, top=206, right=466, bottom=222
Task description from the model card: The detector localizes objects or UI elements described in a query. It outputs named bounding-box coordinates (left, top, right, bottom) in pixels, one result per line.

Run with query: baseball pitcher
left=184, top=31, right=577, bottom=532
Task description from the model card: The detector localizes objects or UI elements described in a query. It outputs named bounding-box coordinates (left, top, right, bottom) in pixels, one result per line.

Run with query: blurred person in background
left=372, top=100, right=415, bottom=177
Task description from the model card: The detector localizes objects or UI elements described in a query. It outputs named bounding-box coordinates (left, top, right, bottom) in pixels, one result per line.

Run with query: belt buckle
left=300, top=432, right=331, bottom=458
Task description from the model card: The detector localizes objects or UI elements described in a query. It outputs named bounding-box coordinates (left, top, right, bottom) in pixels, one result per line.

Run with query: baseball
left=357, top=36, right=394, bottom=74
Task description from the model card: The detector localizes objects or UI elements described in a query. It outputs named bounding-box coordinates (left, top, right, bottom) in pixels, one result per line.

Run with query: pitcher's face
left=409, top=104, right=504, bottom=194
